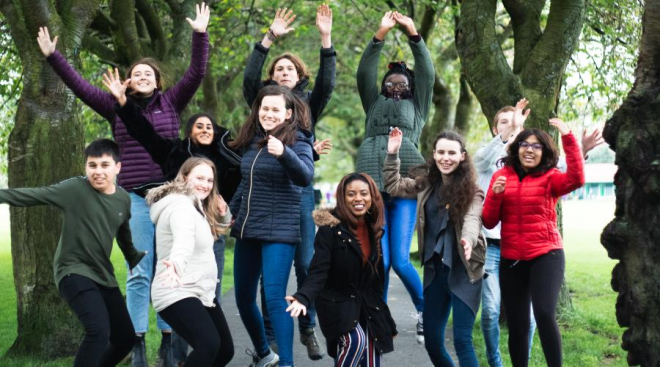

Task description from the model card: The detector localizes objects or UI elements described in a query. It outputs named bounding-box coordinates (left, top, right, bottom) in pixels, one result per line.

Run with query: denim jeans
left=235, top=239, right=296, bottom=366
left=381, top=194, right=423, bottom=312
left=264, top=185, right=317, bottom=344
left=481, top=243, right=537, bottom=367
left=126, top=193, right=170, bottom=333
left=423, top=257, right=478, bottom=367
left=172, top=236, right=227, bottom=363
left=59, top=274, right=135, bottom=367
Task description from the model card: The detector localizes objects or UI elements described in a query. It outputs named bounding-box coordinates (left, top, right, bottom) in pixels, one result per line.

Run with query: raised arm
left=357, top=12, right=396, bottom=113
left=164, top=2, right=210, bottom=112
left=548, top=119, right=585, bottom=196
left=383, top=128, right=419, bottom=198
left=39, top=27, right=116, bottom=122
left=308, top=4, right=336, bottom=124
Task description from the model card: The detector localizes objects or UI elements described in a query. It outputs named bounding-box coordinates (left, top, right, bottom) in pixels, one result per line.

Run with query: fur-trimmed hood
left=312, top=209, right=341, bottom=227
left=146, top=181, right=201, bottom=225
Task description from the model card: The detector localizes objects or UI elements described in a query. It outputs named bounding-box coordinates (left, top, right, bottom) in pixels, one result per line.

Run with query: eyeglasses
left=384, top=82, right=409, bottom=90
left=519, top=141, right=544, bottom=151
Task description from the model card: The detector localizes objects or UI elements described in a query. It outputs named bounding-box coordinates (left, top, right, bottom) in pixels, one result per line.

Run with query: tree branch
left=456, top=0, right=520, bottom=123
left=502, top=0, right=545, bottom=74
left=135, top=0, right=167, bottom=59
left=110, top=0, right=142, bottom=64
left=419, top=5, right=437, bottom=40
left=89, top=9, right=116, bottom=37
left=82, top=33, right=117, bottom=62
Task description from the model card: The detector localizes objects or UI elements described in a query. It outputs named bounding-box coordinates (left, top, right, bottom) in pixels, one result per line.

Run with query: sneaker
left=416, top=311, right=425, bottom=345
left=156, top=332, right=175, bottom=367
left=269, top=342, right=279, bottom=355
left=131, top=334, right=148, bottom=367
left=246, top=348, right=279, bottom=367
left=300, top=328, right=325, bottom=360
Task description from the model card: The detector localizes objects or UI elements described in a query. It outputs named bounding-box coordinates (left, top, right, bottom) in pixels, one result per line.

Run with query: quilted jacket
left=355, top=38, right=434, bottom=191
left=46, top=32, right=209, bottom=191
left=482, top=132, right=585, bottom=260
left=229, top=130, right=314, bottom=244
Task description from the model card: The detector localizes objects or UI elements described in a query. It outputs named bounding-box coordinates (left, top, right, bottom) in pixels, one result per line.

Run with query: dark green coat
left=356, top=38, right=434, bottom=191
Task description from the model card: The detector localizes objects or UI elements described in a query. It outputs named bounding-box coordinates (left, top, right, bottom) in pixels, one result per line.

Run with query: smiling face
left=189, top=116, right=215, bottom=146
left=272, top=58, right=299, bottom=89
left=493, top=110, right=514, bottom=135
left=433, top=138, right=465, bottom=177
left=518, top=135, right=544, bottom=171
left=85, top=154, right=121, bottom=194
left=128, top=64, right=157, bottom=96
left=383, top=73, right=410, bottom=99
left=186, top=163, right=215, bottom=200
left=344, top=179, right=372, bottom=220
left=258, top=95, right=292, bottom=132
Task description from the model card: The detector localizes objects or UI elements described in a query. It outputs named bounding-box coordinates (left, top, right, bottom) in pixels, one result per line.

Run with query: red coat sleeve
left=550, top=132, right=586, bottom=197
left=482, top=170, right=505, bottom=230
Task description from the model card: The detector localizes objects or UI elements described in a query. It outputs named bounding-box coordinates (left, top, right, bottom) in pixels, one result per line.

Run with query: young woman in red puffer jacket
left=482, top=118, right=585, bottom=367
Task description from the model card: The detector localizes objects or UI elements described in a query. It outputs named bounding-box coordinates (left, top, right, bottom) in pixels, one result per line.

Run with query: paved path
left=222, top=270, right=456, bottom=366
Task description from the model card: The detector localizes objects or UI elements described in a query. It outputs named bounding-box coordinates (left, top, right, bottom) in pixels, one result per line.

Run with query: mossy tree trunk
left=0, top=0, right=100, bottom=358
left=601, top=1, right=660, bottom=365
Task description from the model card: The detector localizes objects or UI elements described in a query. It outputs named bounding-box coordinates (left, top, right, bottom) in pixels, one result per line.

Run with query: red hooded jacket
left=482, top=132, right=585, bottom=260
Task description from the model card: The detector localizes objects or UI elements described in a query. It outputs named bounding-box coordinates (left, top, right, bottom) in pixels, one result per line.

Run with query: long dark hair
left=409, top=131, right=477, bottom=224
left=380, top=61, right=416, bottom=98
left=185, top=113, right=221, bottom=142
left=125, top=58, right=166, bottom=94
left=335, top=173, right=385, bottom=269
left=500, top=128, right=559, bottom=177
left=230, top=85, right=310, bottom=149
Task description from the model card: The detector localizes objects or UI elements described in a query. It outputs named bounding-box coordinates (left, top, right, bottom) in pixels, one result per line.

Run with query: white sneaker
left=247, top=348, right=279, bottom=367
left=416, top=311, right=425, bottom=345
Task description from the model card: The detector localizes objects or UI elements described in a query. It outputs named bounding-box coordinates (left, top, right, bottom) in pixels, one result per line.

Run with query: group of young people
left=0, top=3, right=604, bottom=367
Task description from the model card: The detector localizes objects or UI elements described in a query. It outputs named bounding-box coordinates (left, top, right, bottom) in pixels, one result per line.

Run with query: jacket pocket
left=316, top=292, right=360, bottom=341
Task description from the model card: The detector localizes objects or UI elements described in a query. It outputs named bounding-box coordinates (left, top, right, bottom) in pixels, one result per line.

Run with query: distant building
left=569, top=163, right=616, bottom=200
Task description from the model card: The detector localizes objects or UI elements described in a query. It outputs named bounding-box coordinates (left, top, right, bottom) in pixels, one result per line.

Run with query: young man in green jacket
left=0, top=139, right=146, bottom=367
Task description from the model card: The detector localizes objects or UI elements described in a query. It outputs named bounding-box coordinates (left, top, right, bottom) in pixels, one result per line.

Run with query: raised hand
left=36, top=27, right=58, bottom=57
left=387, top=127, right=403, bottom=154
left=270, top=8, right=297, bottom=37
left=549, top=118, right=570, bottom=136
left=267, top=135, right=285, bottom=157
left=157, top=259, right=182, bottom=289
left=513, top=98, right=531, bottom=129
left=492, top=176, right=506, bottom=194
left=186, top=2, right=211, bottom=33
left=217, top=194, right=228, bottom=216
left=460, top=238, right=472, bottom=261
left=316, top=4, right=332, bottom=37
left=314, top=138, right=333, bottom=155
left=393, top=12, right=418, bottom=36
left=102, top=68, right=129, bottom=106
left=285, top=296, right=307, bottom=317
left=581, top=127, right=604, bottom=157
left=375, top=11, right=397, bottom=40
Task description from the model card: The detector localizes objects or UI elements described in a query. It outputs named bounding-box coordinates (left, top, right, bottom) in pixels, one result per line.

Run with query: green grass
left=0, top=201, right=627, bottom=366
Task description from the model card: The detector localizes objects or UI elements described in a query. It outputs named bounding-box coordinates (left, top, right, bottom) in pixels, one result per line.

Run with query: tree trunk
left=0, top=0, right=99, bottom=358
left=601, top=1, right=660, bottom=365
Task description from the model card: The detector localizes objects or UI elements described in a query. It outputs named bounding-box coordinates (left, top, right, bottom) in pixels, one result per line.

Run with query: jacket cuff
left=292, top=292, right=311, bottom=308
left=408, top=34, right=422, bottom=43
left=372, top=36, right=384, bottom=43
left=320, top=46, right=336, bottom=56
left=255, top=42, right=270, bottom=54
left=128, top=251, right=147, bottom=270
left=385, top=152, right=399, bottom=162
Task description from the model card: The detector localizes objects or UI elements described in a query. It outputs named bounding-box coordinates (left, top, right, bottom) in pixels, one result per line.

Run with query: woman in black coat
left=286, top=172, right=397, bottom=367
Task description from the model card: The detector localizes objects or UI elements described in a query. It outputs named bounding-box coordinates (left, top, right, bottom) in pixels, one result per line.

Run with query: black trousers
left=500, top=249, right=565, bottom=367
left=159, top=297, right=234, bottom=367
left=58, top=274, right=135, bottom=367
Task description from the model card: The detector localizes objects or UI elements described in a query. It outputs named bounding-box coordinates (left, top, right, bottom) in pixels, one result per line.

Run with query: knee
left=197, top=334, right=221, bottom=360
left=532, top=306, right=555, bottom=326
left=84, top=321, right=111, bottom=344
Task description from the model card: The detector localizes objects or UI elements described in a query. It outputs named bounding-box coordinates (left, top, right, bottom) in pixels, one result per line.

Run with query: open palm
left=186, top=2, right=211, bottom=33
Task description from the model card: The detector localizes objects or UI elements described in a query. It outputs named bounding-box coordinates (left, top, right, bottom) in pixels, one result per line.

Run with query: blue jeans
left=381, top=194, right=423, bottom=312
left=235, top=239, right=296, bottom=366
left=264, top=185, right=317, bottom=344
left=424, top=257, right=478, bottom=367
left=126, top=193, right=170, bottom=333
left=481, top=243, right=536, bottom=367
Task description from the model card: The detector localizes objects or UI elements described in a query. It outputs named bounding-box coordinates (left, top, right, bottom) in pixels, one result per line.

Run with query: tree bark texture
left=601, top=1, right=660, bottom=365
left=0, top=0, right=100, bottom=358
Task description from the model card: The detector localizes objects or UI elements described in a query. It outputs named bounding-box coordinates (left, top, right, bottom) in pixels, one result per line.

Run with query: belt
left=486, top=238, right=501, bottom=247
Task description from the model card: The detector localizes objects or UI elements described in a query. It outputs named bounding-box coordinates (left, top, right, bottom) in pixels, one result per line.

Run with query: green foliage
left=0, top=19, right=21, bottom=177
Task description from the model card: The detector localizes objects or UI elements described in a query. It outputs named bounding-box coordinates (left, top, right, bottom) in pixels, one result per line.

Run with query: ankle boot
left=131, top=334, right=148, bottom=367
left=156, top=332, right=175, bottom=367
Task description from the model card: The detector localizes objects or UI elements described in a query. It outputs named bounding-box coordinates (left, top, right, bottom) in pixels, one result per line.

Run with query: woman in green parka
left=355, top=10, right=434, bottom=344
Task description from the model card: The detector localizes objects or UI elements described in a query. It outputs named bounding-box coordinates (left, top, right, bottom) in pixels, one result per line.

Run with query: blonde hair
left=174, top=157, right=227, bottom=238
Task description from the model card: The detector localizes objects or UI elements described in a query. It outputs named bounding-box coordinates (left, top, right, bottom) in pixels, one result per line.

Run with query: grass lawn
left=0, top=200, right=627, bottom=366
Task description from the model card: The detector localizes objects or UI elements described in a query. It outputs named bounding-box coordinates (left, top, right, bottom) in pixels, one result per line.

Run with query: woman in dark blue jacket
left=229, top=85, right=314, bottom=367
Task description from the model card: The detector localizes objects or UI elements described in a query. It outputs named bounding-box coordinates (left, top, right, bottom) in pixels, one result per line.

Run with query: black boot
left=156, top=332, right=175, bottom=367
left=131, top=334, right=148, bottom=367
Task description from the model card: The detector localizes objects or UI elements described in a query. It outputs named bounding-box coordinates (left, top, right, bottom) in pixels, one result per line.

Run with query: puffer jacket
left=482, top=132, right=585, bottom=260
left=293, top=210, right=397, bottom=358
left=242, top=42, right=336, bottom=160
left=229, top=130, right=314, bottom=244
left=115, top=99, right=241, bottom=201
left=383, top=153, right=487, bottom=283
left=355, top=38, right=434, bottom=191
left=46, top=32, right=209, bottom=191
left=146, top=181, right=231, bottom=312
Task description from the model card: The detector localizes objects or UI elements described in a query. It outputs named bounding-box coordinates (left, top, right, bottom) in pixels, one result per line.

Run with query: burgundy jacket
left=46, top=32, right=209, bottom=191
left=482, top=132, right=585, bottom=261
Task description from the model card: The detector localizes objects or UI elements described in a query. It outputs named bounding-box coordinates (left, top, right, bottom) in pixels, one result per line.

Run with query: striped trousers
left=335, top=324, right=381, bottom=367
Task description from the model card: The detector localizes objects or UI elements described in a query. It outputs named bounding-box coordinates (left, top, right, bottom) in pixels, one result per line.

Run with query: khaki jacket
left=383, top=153, right=486, bottom=283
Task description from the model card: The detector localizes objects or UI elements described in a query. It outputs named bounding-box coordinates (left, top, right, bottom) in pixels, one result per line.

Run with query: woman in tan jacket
left=383, top=128, right=486, bottom=366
